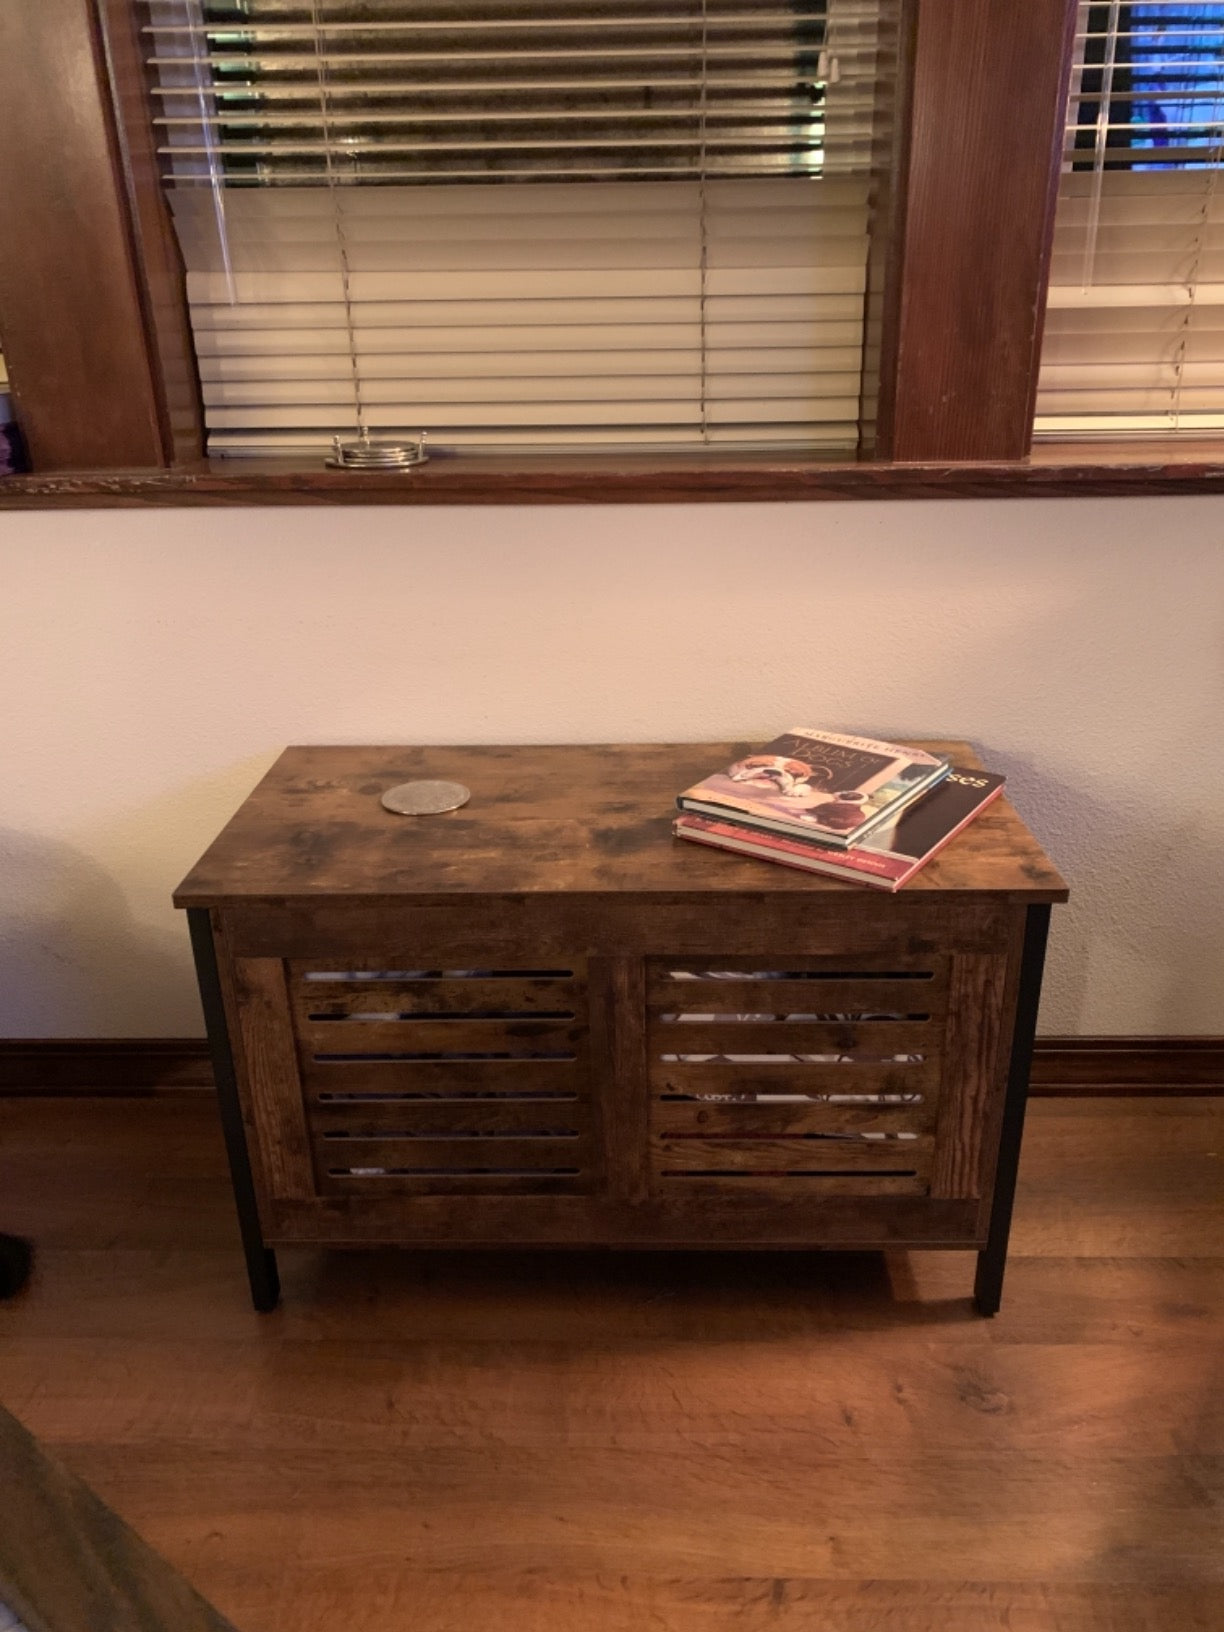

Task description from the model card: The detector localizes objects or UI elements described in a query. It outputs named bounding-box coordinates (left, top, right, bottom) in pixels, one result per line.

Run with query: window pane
left=1036, top=2, right=1224, bottom=439
left=145, top=0, right=901, bottom=458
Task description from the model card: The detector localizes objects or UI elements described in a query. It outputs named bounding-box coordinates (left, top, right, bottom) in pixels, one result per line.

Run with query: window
left=149, top=0, right=900, bottom=461
left=1036, top=1, right=1224, bottom=437
left=7, top=0, right=1211, bottom=496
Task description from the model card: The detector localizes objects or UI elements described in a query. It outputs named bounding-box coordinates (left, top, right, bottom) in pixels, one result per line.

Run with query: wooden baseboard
left=0, top=1039, right=213, bottom=1094
left=1030, top=1037, right=1224, bottom=1096
left=0, top=1035, right=1221, bottom=1097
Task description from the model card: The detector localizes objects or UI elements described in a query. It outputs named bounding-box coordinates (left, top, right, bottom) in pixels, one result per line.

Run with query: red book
left=674, top=768, right=1006, bottom=891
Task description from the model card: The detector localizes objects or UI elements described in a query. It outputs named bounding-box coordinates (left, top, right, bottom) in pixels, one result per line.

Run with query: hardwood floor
left=0, top=1094, right=1221, bottom=1632
left=0, top=1399, right=238, bottom=1632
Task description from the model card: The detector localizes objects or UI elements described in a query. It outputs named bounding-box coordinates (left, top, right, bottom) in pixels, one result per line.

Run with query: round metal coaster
left=381, top=779, right=471, bottom=816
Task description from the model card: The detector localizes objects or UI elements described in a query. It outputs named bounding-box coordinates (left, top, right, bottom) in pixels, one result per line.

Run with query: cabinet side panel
left=228, top=955, right=316, bottom=1201
left=929, top=926, right=1022, bottom=1199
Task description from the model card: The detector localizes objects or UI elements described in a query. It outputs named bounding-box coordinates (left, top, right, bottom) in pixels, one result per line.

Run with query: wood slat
left=650, top=1059, right=939, bottom=1097
left=318, top=1171, right=589, bottom=1197
left=314, top=1135, right=588, bottom=1172
left=290, top=953, right=586, bottom=977
left=309, top=1097, right=587, bottom=1136
left=931, top=942, right=1018, bottom=1200
left=646, top=975, right=948, bottom=1016
left=655, top=1173, right=930, bottom=1197
left=300, top=1016, right=586, bottom=1057
left=289, top=946, right=584, bottom=964
left=648, top=1019, right=936, bottom=1056
left=653, top=1135, right=934, bottom=1174
left=265, top=1188, right=979, bottom=1244
left=648, top=949, right=948, bottom=977
left=302, top=1057, right=587, bottom=1095
left=220, top=898, right=1025, bottom=960
left=652, top=1098, right=936, bottom=1139
left=227, top=955, right=315, bottom=1201
left=293, top=976, right=582, bottom=1018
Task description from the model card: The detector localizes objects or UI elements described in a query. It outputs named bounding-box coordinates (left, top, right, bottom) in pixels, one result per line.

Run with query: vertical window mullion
left=873, top=0, right=1078, bottom=462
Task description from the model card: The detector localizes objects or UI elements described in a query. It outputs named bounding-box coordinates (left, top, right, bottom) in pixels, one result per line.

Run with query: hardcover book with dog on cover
left=677, top=728, right=949, bottom=849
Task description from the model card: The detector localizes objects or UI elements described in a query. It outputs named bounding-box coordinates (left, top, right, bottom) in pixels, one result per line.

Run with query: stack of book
left=673, top=728, right=1005, bottom=891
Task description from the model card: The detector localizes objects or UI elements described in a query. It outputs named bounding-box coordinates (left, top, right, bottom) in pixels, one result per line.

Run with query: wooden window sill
left=4, top=445, right=1224, bottom=507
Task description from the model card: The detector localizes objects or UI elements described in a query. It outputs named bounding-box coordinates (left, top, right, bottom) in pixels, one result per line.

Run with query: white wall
left=1, top=495, right=1221, bottom=1037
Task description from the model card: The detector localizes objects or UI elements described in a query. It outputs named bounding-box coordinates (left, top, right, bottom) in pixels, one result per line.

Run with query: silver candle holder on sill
left=326, top=432, right=428, bottom=471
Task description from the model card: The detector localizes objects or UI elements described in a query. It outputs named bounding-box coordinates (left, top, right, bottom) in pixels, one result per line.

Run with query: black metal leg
left=187, top=908, right=281, bottom=1313
left=974, top=904, right=1052, bottom=1318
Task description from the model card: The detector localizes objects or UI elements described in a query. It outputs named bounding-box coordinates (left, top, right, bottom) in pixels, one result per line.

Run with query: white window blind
left=146, top=0, right=898, bottom=459
left=1036, top=2, right=1224, bottom=438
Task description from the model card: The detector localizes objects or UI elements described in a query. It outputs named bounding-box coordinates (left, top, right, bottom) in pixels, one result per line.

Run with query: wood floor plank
left=0, top=1093, right=1222, bottom=1631
left=3, top=1336, right=1221, bottom=1460
left=120, top=1572, right=1224, bottom=1632
left=40, top=1440, right=1223, bottom=1579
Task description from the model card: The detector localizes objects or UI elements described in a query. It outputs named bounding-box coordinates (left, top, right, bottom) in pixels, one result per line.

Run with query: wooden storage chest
left=175, top=742, right=1067, bottom=1314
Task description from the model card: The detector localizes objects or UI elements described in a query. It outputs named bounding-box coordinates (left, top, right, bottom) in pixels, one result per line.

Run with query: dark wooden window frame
left=2, top=0, right=1224, bottom=507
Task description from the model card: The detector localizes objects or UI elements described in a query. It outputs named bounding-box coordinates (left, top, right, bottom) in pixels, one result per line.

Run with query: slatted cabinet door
left=290, top=959, right=596, bottom=1197
left=215, top=928, right=1020, bottom=1244
left=642, top=919, right=1023, bottom=1233
left=646, top=955, right=947, bottom=1200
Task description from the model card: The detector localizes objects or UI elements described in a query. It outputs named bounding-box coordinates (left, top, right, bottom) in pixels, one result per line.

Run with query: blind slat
left=150, top=43, right=845, bottom=66
left=150, top=73, right=869, bottom=93
left=204, top=425, right=863, bottom=455
left=204, top=396, right=864, bottom=426
left=189, top=318, right=865, bottom=354
left=154, top=103, right=881, bottom=127
left=199, top=344, right=867, bottom=379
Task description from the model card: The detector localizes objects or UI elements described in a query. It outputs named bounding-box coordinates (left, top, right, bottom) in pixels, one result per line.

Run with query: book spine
left=867, top=781, right=1006, bottom=888
left=837, top=759, right=952, bottom=847
left=673, top=820, right=900, bottom=890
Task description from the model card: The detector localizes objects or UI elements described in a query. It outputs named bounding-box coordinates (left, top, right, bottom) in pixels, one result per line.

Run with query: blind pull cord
left=184, top=0, right=236, bottom=305
left=1081, top=0, right=1122, bottom=291
left=309, top=0, right=428, bottom=470
left=1171, top=132, right=1224, bottom=432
